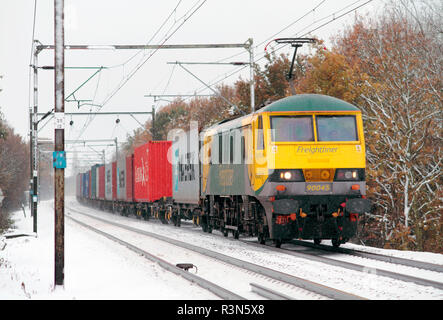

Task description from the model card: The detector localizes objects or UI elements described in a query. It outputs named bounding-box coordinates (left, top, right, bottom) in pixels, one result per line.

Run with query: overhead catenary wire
left=187, top=0, right=330, bottom=95
left=68, top=0, right=185, bottom=145
left=72, top=0, right=208, bottom=144
left=99, top=0, right=208, bottom=108
left=155, top=64, right=177, bottom=112
left=106, top=0, right=184, bottom=70
left=182, top=0, right=374, bottom=101
left=216, top=0, right=329, bottom=64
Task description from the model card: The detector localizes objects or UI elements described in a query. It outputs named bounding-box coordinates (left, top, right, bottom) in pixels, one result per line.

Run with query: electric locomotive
left=197, top=94, right=371, bottom=247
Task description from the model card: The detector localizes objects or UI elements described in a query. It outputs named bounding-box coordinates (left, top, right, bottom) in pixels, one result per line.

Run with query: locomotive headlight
left=344, top=171, right=353, bottom=179
left=335, top=169, right=362, bottom=181
left=283, top=171, right=292, bottom=180
left=271, top=169, right=304, bottom=182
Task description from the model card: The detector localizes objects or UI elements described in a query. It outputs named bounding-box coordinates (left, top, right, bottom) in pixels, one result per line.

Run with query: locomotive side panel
left=201, top=116, right=255, bottom=197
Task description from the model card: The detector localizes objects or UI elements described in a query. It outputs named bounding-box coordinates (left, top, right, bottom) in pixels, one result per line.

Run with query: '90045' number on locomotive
left=305, top=183, right=332, bottom=193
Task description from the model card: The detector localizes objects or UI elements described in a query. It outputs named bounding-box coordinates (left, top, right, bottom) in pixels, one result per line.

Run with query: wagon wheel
left=258, top=232, right=265, bottom=245
left=201, top=216, right=208, bottom=232
left=257, top=206, right=268, bottom=245
left=332, top=238, right=341, bottom=248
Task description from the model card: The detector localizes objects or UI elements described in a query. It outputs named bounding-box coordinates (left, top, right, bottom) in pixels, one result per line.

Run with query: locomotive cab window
left=256, top=116, right=264, bottom=150
left=270, top=116, right=314, bottom=142
left=229, top=135, right=234, bottom=164
left=218, top=133, right=223, bottom=164
left=316, top=115, right=358, bottom=142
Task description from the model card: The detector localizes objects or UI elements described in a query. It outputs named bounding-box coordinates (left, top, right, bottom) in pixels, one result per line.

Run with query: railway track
left=242, top=240, right=443, bottom=291
left=69, top=200, right=443, bottom=299
left=66, top=205, right=365, bottom=300
left=146, top=206, right=443, bottom=291
left=110, top=201, right=442, bottom=279
left=168, top=215, right=443, bottom=285
left=67, top=214, right=243, bottom=300
left=250, top=283, right=294, bottom=300
left=125, top=207, right=443, bottom=291
left=289, top=239, right=443, bottom=273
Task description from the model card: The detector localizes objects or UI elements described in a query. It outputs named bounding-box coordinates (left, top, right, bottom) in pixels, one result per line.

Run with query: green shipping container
left=91, top=164, right=100, bottom=199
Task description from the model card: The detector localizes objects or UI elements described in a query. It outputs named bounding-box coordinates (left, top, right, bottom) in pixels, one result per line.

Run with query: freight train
left=76, top=94, right=372, bottom=247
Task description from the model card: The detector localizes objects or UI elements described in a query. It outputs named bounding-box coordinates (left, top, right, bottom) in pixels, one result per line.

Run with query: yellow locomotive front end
left=251, top=94, right=372, bottom=247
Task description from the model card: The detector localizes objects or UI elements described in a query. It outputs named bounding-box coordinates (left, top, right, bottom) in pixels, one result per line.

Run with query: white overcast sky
left=0, top=0, right=384, bottom=172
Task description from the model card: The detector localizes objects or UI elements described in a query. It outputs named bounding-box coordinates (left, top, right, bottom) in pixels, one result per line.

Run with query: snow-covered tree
left=334, top=0, right=442, bottom=251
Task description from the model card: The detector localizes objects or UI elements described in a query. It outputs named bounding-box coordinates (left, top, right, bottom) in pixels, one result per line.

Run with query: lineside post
left=54, top=0, right=65, bottom=287
left=32, top=45, right=38, bottom=232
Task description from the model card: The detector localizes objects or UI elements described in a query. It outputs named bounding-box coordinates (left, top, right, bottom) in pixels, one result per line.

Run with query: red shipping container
left=133, top=141, right=172, bottom=203
left=112, top=161, right=117, bottom=200
left=126, top=155, right=133, bottom=202
left=98, top=165, right=105, bottom=200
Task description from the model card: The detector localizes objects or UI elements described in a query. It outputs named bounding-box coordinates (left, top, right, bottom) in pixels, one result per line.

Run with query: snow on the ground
left=1, top=197, right=443, bottom=300
left=0, top=199, right=217, bottom=300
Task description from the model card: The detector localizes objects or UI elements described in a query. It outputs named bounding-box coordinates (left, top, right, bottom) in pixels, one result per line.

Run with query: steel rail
left=103, top=209, right=443, bottom=290
left=150, top=212, right=443, bottom=290
left=243, top=241, right=443, bottom=291
left=66, top=213, right=245, bottom=300
left=67, top=206, right=365, bottom=300
left=290, top=239, right=443, bottom=273
left=250, top=283, right=294, bottom=300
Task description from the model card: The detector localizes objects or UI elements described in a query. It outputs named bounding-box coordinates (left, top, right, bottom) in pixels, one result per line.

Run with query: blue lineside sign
left=53, top=151, right=67, bottom=169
